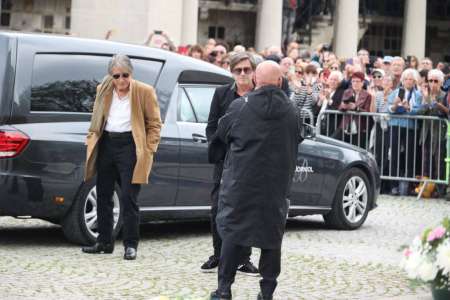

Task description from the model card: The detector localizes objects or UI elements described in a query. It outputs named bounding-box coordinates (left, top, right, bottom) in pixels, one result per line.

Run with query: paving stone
left=0, top=195, right=448, bottom=299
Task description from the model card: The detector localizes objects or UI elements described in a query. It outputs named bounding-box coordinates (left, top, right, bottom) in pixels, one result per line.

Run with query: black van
left=0, top=33, right=380, bottom=245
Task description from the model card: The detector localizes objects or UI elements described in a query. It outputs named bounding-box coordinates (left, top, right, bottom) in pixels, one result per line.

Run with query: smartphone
left=398, top=87, right=405, bottom=100
left=154, top=30, right=162, bottom=35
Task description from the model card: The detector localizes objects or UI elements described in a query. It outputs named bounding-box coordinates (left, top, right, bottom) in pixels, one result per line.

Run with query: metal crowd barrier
left=315, top=109, right=449, bottom=198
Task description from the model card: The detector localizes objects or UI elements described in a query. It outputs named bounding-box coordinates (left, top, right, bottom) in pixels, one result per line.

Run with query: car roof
left=0, top=31, right=231, bottom=80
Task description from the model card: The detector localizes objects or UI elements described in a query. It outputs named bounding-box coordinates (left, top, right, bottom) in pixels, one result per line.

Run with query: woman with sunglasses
left=418, top=69, right=448, bottom=197
left=83, top=54, right=162, bottom=260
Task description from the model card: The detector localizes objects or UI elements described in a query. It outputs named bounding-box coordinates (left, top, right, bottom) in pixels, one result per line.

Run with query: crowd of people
left=146, top=32, right=450, bottom=198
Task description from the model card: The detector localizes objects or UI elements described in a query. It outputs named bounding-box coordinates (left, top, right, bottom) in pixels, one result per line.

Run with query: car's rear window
left=0, top=37, right=9, bottom=104
left=30, top=54, right=162, bottom=113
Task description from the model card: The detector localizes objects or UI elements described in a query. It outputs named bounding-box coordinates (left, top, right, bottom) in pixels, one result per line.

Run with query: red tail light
left=0, top=129, right=30, bottom=158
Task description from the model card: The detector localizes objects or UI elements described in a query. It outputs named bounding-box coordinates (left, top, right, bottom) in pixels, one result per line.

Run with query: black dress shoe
left=210, top=290, right=232, bottom=300
left=257, top=292, right=273, bottom=300
left=124, top=247, right=137, bottom=260
left=82, top=242, right=114, bottom=254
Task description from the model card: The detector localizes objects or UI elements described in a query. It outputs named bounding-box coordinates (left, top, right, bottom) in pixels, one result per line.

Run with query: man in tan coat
left=82, top=54, right=161, bottom=260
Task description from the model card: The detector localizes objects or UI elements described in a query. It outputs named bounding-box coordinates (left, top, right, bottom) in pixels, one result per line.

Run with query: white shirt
left=105, top=89, right=132, bottom=132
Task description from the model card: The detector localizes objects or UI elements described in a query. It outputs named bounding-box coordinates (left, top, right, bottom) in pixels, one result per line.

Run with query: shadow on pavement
left=0, top=215, right=328, bottom=246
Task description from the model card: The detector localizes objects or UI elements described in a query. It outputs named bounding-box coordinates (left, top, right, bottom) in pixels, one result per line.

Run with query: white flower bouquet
left=401, top=217, right=450, bottom=290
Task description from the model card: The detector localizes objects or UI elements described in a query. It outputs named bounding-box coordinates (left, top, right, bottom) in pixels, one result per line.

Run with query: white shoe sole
left=200, top=268, right=217, bottom=273
left=237, top=270, right=260, bottom=277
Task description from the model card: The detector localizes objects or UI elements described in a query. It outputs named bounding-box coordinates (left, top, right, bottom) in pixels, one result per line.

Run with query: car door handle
left=192, top=133, right=207, bottom=143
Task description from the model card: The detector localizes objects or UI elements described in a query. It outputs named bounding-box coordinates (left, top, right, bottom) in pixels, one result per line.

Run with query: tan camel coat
left=84, top=79, right=162, bottom=184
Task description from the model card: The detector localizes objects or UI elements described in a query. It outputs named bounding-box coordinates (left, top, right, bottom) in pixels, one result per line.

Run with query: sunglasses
left=373, top=75, right=382, bottom=79
left=232, top=67, right=252, bottom=75
left=295, top=70, right=303, bottom=74
left=112, top=73, right=130, bottom=80
left=428, top=79, right=439, bottom=83
left=330, top=67, right=339, bottom=70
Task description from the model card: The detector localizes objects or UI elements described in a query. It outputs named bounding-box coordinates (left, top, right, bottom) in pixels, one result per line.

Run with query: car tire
left=62, top=179, right=123, bottom=245
left=323, top=168, right=371, bottom=230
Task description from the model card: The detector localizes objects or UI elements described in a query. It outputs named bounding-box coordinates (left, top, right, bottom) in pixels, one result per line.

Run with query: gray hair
left=427, top=68, right=445, bottom=83
left=108, top=54, right=134, bottom=75
left=328, top=70, right=343, bottom=82
left=229, top=52, right=256, bottom=72
left=400, top=68, right=420, bottom=83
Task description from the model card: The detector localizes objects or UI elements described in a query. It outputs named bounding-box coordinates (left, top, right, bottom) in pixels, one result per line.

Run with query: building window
left=65, top=16, right=70, bottom=30
left=1, top=0, right=12, bottom=27
left=208, top=26, right=225, bottom=39
left=43, top=15, right=54, bottom=31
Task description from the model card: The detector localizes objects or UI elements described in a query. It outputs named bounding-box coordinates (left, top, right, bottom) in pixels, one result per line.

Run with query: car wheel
left=323, top=168, right=371, bottom=230
left=62, top=179, right=122, bottom=245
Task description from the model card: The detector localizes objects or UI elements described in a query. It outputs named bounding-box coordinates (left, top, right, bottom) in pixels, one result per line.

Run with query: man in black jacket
left=202, top=52, right=259, bottom=275
left=210, top=61, right=300, bottom=300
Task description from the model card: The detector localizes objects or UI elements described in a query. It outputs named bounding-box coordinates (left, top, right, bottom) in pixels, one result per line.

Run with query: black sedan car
left=0, top=33, right=380, bottom=245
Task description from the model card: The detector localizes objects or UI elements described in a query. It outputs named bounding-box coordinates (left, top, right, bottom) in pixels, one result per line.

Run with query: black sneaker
left=237, top=260, right=259, bottom=276
left=201, top=255, right=219, bottom=272
left=257, top=292, right=273, bottom=300
left=210, top=290, right=232, bottom=300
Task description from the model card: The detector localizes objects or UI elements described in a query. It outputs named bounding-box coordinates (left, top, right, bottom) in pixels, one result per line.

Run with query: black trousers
left=96, top=132, right=141, bottom=248
left=218, top=238, right=281, bottom=297
left=211, top=163, right=251, bottom=263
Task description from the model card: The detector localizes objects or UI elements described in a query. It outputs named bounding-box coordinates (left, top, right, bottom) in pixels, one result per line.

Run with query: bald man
left=210, top=61, right=300, bottom=300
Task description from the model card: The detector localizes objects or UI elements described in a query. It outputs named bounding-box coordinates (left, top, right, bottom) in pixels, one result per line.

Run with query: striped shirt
left=290, top=83, right=321, bottom=123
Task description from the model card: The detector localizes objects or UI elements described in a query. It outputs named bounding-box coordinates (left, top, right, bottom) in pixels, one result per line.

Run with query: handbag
left=344, top=119, right=358, bottom=135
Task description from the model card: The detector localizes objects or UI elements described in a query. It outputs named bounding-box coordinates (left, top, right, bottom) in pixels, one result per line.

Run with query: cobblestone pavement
left=1, top=195, right=449, bottom=300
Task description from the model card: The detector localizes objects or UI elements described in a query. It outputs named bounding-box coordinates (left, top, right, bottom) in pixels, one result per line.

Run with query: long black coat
left=215, top=85, right=300, bottom=249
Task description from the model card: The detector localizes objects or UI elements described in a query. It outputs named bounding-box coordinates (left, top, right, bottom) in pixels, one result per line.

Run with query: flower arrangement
left=401, top=217, right=450, bottom=290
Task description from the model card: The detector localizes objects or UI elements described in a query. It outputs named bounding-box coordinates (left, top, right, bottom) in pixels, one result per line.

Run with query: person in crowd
left=336, top=71, right=372, bottom=149
left=219, top=54, right=231, bottom=71
left=143, top=31, right=176, bottom=51
left=298, top=49, right=312, bottom=63
left=370, top=74, right=395, bottom=193
left=188, top=44, right=204, bottom=60
left=317, top=70, right=346, bottom=136
left=387, top=68, right=422, bottom=196
left=287, top=47, right=299, bottom=61
left=390, top=56, right=405, bottom=88
left=318, top=68, right=329, bottom=86
left=419, top=57, right=433, bottom=71
left=213, top=43, right=228, bottom=59
left=343, top=63, right=355, bottom=82
left=381, top=55, right=392, bottom=73
left=204, top=38, right=217, bottom=57
left=280, top=57, right=294, bottom=78
left=210, top=61, right=299, bottom=300
left=82, top=54, right=162, bottom=260
left=368, top=69, right=385, bottom=94
left=373, top=57, right=384, bottom=70
left=204, top=52, right=259, bottom=276
left=286, top=41, right=299, bottom=55
left=329, top=61, right=341, bottom=72
left=436, top=62, right=448, bottom=73
left=357, top=49, right=370, bottom=75
left=418, top=69, right=448, bottom=196
left=418, top=69, right=429, bottom=93
left=290, top=64, right=321, bottom=125
left=266, top=45, right=283, bottom=58
left=233, top=45, right=246, bottom=53
left=289, top=64, right=304, bottom=93
left=407, top=55, right=419, bottom=69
